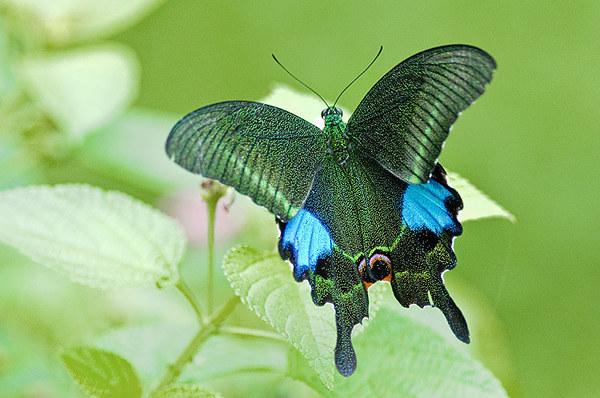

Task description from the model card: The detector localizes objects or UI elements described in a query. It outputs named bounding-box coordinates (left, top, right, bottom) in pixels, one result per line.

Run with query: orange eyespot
left=357, top=253, right=392, bottom=289
left=368, top=253, right=392, bottom=282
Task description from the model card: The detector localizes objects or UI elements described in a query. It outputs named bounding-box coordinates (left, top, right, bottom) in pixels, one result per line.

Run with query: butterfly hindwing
left=279, top=158, right=468, bottom=375
left=166, top=101, right=326, bottom=221
left=346, top=45, right=496, bottom=183
left=279, top=154, right=405, bottom=376
left=390, top=165, right=469, bottom=342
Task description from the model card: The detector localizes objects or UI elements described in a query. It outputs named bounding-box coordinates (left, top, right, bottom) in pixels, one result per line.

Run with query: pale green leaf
left=19, top=45, right=138, bottom=139
left=447, top=172, right=515, bottom=223
left=333, top=307, right=508, bottom=398
left=3, top=0, right=163, bottom=44
left=153, top=383, right=221, bottom=398
left=61, top=346, right=142, bottom=398
left=0, top=184, right=186, bottom=288
left=222, top=246, right=337, bottom=389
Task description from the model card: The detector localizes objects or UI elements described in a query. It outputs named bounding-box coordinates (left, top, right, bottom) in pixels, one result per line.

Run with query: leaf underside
left=0, top=184, right=185, bottom=288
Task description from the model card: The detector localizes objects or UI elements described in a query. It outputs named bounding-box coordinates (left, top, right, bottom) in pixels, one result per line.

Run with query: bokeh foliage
left=0, top=1, right=598, bottom=397
left=118, top=1, right=599, bottom=396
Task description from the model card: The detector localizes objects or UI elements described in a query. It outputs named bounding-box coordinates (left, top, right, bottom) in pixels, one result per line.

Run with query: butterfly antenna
left=272, top=53, right=330, bottom=109
left=333, top=45, right=383, bottom=108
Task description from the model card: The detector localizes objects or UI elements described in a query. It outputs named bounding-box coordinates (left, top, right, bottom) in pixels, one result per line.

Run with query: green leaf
left=61, top=346, right=142, bottom=398
left=0, top=184, right=186, bottom=288
left=222, top=246, right=337, bottom=389
left=446, top=172, right=515, bottom=223
left=333, top=307, right=508, bottom=398
left=19, top=45, right=139, bottom=139
left=3, top=0, right=163, bottom=45
left=153, top=383, right=221, bottom=398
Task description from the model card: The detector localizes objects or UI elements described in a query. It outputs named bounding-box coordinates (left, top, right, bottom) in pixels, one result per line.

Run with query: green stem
left=152, top=296, right=240, bottom=394
left=176, top=281, right=205, bottom=322
left=206, top=196, right=217, bottom=314
left=219, top=326, right=287, bottom=342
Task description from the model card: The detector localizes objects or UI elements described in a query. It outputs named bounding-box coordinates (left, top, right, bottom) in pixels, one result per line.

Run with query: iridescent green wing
left=166, top=101, right=326, bottom=220
left=346, top=45, right=496, bottom=183
left=280, top=154, right=407, bottom=376
left=279, top=156, right=467, bottom=376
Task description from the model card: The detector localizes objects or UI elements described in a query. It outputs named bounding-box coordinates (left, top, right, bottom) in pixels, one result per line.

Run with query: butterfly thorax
left=322, top=108, right=351, bottom=165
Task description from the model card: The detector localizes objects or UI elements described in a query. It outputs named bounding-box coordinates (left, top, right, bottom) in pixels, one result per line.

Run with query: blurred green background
left=1, top=1, right=599, bottom=397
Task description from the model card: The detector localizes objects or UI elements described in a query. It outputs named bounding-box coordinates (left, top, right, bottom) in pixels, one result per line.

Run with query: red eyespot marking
left=357, top=252, right=392, bottom=289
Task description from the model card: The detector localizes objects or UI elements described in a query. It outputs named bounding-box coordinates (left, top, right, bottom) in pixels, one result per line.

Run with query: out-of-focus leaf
left=447, top=172, right=515, bottom=223
left=332, top=307, right=508, bottom=398
left=3, top=0, right=163, bottom=44
left=0, top=136, right=42, bottom=189
left=153, top=384, right=221, bottom=398
left=95, top=322, right=193, bottom=387
left=0, top=251, right=114, bottom=346
left=61, top=346, right=142, bottom=398
left=0, top=328, right=78, bottom=397
left=80, top=108, right=198, bottom=191
left=0, top=184, right=186, bottom=288
left=182, top=334, right=288, bottom=387
left=19, top=45, right=138, bottom=139
left=96, top=322, right=288, bottom=395
left=222, top=246, right=337, bottom=389
left=0, top=18, right=16, bottom=97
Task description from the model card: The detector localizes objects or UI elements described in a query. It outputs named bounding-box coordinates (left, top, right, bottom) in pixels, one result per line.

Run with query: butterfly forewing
left=346, top=45, right=496, bottom=183
left=166, top=101, right=326, bottom=220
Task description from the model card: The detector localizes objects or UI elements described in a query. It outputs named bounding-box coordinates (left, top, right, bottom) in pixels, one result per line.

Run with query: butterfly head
left=321, top=107, right=343, bottom=126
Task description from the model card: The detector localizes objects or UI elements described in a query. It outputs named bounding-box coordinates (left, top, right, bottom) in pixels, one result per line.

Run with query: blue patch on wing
left=281, top=209, right=334, bottom=280
left=402, top=180, right=461, bottom=235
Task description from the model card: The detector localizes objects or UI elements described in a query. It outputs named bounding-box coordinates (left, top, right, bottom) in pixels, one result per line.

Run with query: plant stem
left=176, top=281, right=205, bottom=322
left=219, top=326, right=287, bottom=342
left=152, top=296, right=240, bottom=394
left=206, top=195, right=217, bottom=314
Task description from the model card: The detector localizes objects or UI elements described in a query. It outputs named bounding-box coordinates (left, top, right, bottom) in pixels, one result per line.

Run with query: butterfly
left=165, top=44, right=496, bottom=377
